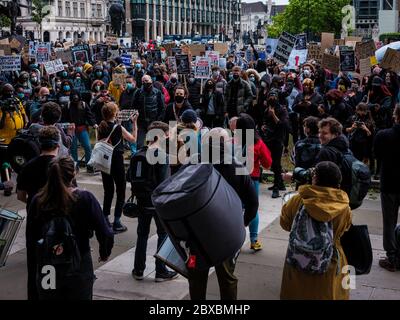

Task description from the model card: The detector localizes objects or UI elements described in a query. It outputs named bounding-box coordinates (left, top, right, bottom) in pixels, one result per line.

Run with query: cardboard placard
left=0, top=38, right=9, bottom=45
left=55, top=49, right=72, bottom=63
left=0, top=50, right=5, bottom=56
left=334, top=39, right=345, bottom=46
left=0, top=55, right=21, bottom=72
left=195, top=57, right=211, bottom=79
left=108, top=48, right=119, bottom=60
left=163, top=43, right=176, bottom=56
left=345, top=41, right=359, bottom=49
left=322, top=53, right=340, bottom=73
left=205, top=43, right=214, bottom=51
left=167, top=56, right=177, bottom=73
left=189, top=44, right=205, bottom=57
left=214, top=43, right=229, bottom=55
left=205, top=51, right=220, bottom=65
left=266, top=38, right=278, bottom=57
left=175, top=54, right=190, bottom=75
left=9, top=38, right=22, bottom=50
left=288, top=49, right=308, bottom=68
left=355, top=40, right=376, bottom=60
left=71, top=44, right=91, bottom=64
left=106, top=36, right=118, bottom=47
left=63, top=41, right=74, bottom=50
left=345, top=36, right=362, bottom=43
left=307, top=43, right=322, bottom=63
left=172, top=47, right=182, bottom=56
left=112, top=73, right=127, bottom=87
left=36, top=43, right=51, bottom=63
left=44, top=59, right=64, bottom=75
left=380, top=48, right=400, bottom=73
left=121, top=54, right=132, bottom=66
left=219, top=58, right=227, bottom=69
left=273, top=31, right=297, bottom=65
left=0, top=45, right=12, bottom=56
left=321, top=33, right=335, bottom=52
left=295, top=34, right=307, bottom=50
left=340, top=49, right=355, bottom=72
left=359, top=58, right=372, bottom=76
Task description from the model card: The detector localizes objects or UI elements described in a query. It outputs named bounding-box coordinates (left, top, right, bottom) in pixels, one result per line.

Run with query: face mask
left=17, top=93, right=25, bottom=100
left=249, top=77, right=255, bottom=82
left=96, top=71, right=103, bottom=77
left=63, top=85, right=71, bottom=92
left=188, top=78, right=195, bottom=84
left=143, top=83, right=152, bottom=90
left=212, top=71, right=220, bottom=78
left=72, top=95, right=80, bottom=103
left=135, top=64, right=142, bottom=69
left=95, top=85, right=101, bottom=92
left=152, top=77, right=156, bottom=82
left=62, top=71, right=68, bottom=78
left=76, top=67, right=83, bottom=73
left=170, top=78, right=177, bottom=83
left=229, top=74, right=233, bottom=81
left=23, top=81, right=28, bottom=87
left=261, top=81, right=267, bottom=88
left=56, top=82, right=62, bottom=87
left=40, top=95, right=48, bottom=103
left=75, top=77, right=81, bottom=82
left=175, top=96, right=185, bottom=104
left=31, top=77, right=38, bottom=83
left=126, top=83, right=134, bottom=91
left=351, top=84, right=359, bottom=91
left=233, top=74, right=240, bottom=80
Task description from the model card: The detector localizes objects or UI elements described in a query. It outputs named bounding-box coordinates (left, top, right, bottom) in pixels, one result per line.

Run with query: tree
left=31, top=0, right=50, bottom=41
left=267, top=0, right=351, bottom=39
left=0, top=15, right=11, bottom=31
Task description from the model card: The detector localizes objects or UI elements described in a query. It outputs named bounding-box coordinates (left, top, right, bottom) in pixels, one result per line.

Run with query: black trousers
left=381, top=192, right=400, bottom=262
left=289, top=112, right=299, bottom=144
left=203, top=114, right=223, bottom=129
left=188, top=256, right=238, bottom=300
left=101, top=154, right=126, bottom=220
left=265, top=141, right=284, bottom=189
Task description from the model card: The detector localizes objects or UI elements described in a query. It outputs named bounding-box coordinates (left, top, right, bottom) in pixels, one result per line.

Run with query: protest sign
left=340, top=49, right=356, bottom=72
left=288, top=49, right=308, bottom=68
left=355, top=40, right=376, bottom=60
left=172, top=47, right=182, bottom=56
left=163, top=43, right=176, bottom=56
left=176, top=54, right=190, bottom=75
left=0, top=55, right=21, bottom=72
left=219, top=57, right=227, bottom=69
left=370, top=56, right=378, bottom=66
left=71, top=44, right=91, bottom=64
left=322, top=53, right=340, bottom=73
left=334, top=39, right=345, bottom=46
left=28, top=41, right=38, bottom=57
left=92, top=44, right=108, bottom=61
left=167, top=56, right=177, bottom=73
left=195, top=57, right=211, bottom=79
left=345, top=36, right=362, bottom=43
left=9, top=37, right=24, bottom=51
left=295, top=34, right=307, bottom=50
left=189, top=44, right=205, bottom=57
left=55, top=49, right=72, bottom=63
left=359, top=58, right=372, bottom=76
left=205, top=51, right=220, bottom=65
left=380, top=48, right=400, bottom=73
left=266, top=38, right=278, bottom=57
left=0, top=38, right=9, bottom=45
left=36, top=43, right=51, bottom=63
left=214, top=43, right=229, bottom=55
left=121, top=54, right=132, bottom=66
left=112, top=74, right=127, bottom=87
left=106, top=35, right=118, bottom=47
left=108, top=48, right=119, bottom=60
left=44, top=59, right=64, bottom=75
left=63, top=41, right=74, bottom=50
left=152, top=50, right=162, bottom=64
left=307, top=43, right=322, bottom=63
left=321, top=33, right=335, bottom=52
left=0, top=45, right=11, bottom=55
left=0, top=50, right=4, bottom=56
left=273, top=31, right=297, bottom=65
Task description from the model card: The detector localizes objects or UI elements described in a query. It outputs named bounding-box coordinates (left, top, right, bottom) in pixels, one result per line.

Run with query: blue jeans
left=71, top=129, right=92, bottom=164
left=122, top=120, right=137, bottom=155
left=134, top=209, right=168, bottom=274
left=249, top=179, right=260, bottom=243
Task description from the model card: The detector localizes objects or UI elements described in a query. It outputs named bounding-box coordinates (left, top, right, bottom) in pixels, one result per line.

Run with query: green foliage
left=379, top=33, right=400, bottom=42
left=31, top=0, right=50, bottom=25
left=0, top=15, right=11, bottom=29
left=267, top=0, right=351, bottom=38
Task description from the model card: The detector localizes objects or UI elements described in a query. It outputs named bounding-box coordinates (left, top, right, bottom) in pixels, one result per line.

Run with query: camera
left=293, top=167, right=314, bottom=185
left=59, top=123, right=72, bottom=130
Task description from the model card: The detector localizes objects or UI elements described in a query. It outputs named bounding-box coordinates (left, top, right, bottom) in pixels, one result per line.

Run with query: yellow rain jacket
left=280, top=185, right=352, bottom=300
left=108, top=81, right=124, bottom=105
left=0, top=100, right=27, bottom=145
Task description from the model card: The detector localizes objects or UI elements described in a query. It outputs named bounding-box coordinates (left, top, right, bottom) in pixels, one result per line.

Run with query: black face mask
left=144, top=83, right=152, bottom=91
left=175, top=96, right=185, bottom=104
left=233, top=74, right=240, bottom=80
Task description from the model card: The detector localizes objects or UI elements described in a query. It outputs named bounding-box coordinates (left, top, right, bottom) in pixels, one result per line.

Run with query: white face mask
left=261, top=82, right=267, bottom=88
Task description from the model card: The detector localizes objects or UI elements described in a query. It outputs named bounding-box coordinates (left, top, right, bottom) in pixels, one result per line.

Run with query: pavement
left=1, top=170, right=399, bottom=300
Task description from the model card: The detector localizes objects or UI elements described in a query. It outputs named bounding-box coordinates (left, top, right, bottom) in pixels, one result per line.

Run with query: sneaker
left=132, top=269, right=144, bottom=280
left=272, top=189, right=280, bottom=198
left=155, top=270, right=179, bottom=282
left=268, top=185, right=276, bottom=191
left=113, top=221, right=128, bottom=233
left=250, top=240, right=263, bottom=251
left=379, top=257, right=397, bottom=272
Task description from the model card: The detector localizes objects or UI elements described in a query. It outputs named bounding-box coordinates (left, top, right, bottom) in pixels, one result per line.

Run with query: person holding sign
left=108, top=65, right=127, bottom=105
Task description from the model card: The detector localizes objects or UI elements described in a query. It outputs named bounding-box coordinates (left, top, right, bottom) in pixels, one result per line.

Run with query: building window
left=149, top=5, right=154, bottom=19
left=131, top=4, right=146, bottom=19
left=80, top=3, right=85, bottom=18
left=156, top=5, right=160, bottom=20
left=66, top=1, right=71, bottom=17
left=181, top=8, right=184, bottom=20
left=91, top=4, right=96, bottom=17
left=58, top=1, right=63, bottom=16
left=186, top=8, right=189, bottom=21
left=97, top=4, right=102, bottom=18
left=73, top=2, right=78, bottom=17
left=162, top=5, right=167, bottom=19
left=175, top=6, right=178, bottom=19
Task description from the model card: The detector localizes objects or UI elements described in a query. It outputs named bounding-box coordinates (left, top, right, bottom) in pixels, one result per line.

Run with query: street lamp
left=307, top=0, right=310, bottom=41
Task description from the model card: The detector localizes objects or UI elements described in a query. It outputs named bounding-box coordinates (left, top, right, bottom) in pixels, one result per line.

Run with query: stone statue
left=0, top=0, right=30, bottom=35
left=109, top=3, right=126, bottom=37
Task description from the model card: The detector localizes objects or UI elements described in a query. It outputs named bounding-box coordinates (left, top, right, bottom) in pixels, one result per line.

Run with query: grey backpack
left=286, top=205, right=334, bottom=274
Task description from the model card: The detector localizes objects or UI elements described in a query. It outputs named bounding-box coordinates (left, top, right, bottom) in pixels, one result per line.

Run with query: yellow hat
left=83, top=63, right=93, bottom=73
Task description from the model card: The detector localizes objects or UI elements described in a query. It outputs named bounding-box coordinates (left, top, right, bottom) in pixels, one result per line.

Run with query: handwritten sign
left=195, top=57, right=211, bottom=79
left=273, top=31, right=297, bottom=65
left=380, top=48, right=400, bottom=73
left=44, top=59, right=65, bottom=75
left=322, top=53, right=340, bottom=74
left=0, top=55, right=21, bottom=72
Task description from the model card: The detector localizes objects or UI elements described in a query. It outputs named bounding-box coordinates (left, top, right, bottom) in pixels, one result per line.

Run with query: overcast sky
left=242, top=0, right=289, bottom=4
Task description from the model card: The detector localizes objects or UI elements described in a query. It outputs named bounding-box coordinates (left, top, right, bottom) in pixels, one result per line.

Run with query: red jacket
left=250, top=139, right=272, bottom=179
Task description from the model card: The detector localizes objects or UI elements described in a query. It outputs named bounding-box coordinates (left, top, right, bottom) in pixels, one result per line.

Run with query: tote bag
left=88, top=124, right=120, bottom=175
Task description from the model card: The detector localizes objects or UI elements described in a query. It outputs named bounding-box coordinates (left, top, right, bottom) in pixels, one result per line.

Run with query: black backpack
left=294, top=140, right=321, bottom=169
left=129, top=147, right=158, bottom=205
left=36, top=216, right=81, bottom=276
left=7, top=129, right=40, bottom=173
left=334, top=149, right=371, bottom=210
